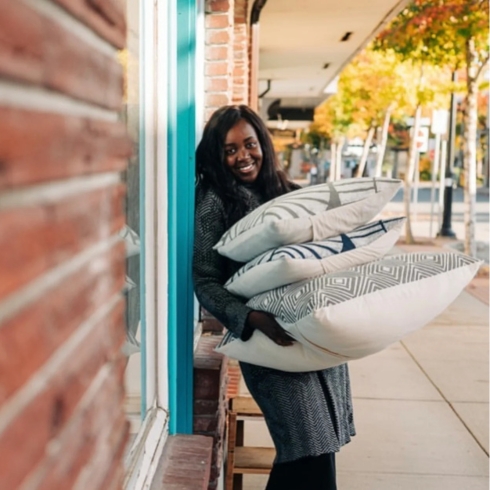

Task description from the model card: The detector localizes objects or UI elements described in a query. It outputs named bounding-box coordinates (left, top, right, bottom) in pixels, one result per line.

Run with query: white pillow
left=216, top=253, right=481, bottom=372
left=214, top=177, right=402, bottom=262
left=225, top=217, right=405, bottom=298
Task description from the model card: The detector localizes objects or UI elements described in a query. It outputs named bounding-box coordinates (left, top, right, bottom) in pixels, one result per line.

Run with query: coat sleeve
left=192, top=190, right=254, bottom=340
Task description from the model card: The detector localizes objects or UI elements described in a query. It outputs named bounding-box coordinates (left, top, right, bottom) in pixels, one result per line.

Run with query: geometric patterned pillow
left=214, top=177, right=402, bottom=262
left=224, top=217, right=405, bottom=298
left=216, top=252, right=481, bottom=372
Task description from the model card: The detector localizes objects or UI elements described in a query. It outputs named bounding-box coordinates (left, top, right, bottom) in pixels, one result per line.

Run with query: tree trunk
left=330, top=142, right=337, bottom=181
left=404, top=105, right=422, bottom=244
left=374, top=105, right=394, bottom=177
left=355, top=125, right=376, bottom=177
left=336, top=136, right=345, bottom=180
left=463, top=37, right=478, bottom=257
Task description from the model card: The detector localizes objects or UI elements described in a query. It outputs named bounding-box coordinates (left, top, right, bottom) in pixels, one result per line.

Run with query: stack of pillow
left=214, top=177, right=481, bottom=372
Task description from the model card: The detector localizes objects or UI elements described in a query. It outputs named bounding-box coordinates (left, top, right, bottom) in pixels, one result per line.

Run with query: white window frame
left=124, top=0, right=170, bottom=488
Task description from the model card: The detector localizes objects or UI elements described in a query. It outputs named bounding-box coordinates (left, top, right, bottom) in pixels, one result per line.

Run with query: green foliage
left=374, top=0, right=489, bottom=70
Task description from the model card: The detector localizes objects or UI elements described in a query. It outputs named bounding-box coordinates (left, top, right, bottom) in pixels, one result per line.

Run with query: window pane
left=119, top=0, right=144, bottom=440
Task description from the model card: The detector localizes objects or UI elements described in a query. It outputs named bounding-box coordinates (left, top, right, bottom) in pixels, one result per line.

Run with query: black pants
left=265, top=453, right=337, bottom=490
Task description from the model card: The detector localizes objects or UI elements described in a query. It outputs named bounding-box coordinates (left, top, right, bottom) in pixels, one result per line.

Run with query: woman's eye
left=246, top=142, right=257, bottom=149
left=225, top=148, right=236, bottom=156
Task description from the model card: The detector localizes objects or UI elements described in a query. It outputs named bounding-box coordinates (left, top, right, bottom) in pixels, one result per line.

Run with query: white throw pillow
left=216, top=253, right=481, bottom=372
left=214, top=177, right=402, bottom=262
left=225, top=217, right=405, bottom=298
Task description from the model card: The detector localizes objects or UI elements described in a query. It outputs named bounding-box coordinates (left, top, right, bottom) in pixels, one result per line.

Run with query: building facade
left=0, top=0, right=250, bottom=489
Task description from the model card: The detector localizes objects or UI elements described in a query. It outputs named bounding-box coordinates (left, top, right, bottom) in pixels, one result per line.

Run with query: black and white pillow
left=214, top=177, right=402, bottom=262
left=225, top=217, right=405, bottom=298
left=216, top=253, right=481, bottom=372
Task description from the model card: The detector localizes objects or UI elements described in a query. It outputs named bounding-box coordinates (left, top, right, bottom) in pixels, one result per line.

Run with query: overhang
left=256, top=0, right=410, bottom=125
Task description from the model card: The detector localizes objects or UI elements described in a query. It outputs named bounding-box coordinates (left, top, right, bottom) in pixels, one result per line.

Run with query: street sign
left=414, top=127, right=429, bottom=153
left=431, top=109, right=449, bottom=135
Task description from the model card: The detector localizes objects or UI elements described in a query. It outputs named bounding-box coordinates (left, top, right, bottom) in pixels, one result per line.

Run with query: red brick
left=205, top=108, right=217, bottom=122
left=194, top=336, right=227, bottom=400
left=205, top=14, right=230, bottom=29
left=202, top=317, right=225, bottom=334
left=27, top=366, right=128, bottom=490
left=195, top=399, right=219, bottom=417
left=195, top=368, right=222, bottom=401
left=45, top=21, right=123, bottom=109
left=0, top=242, right=125, bottom=404
left=226, top=361, right=241, bottom=398
left=206, top=46, right=228, bottom=61
left=96, top=423, right=130, bottom=490
left=0, top=2, right=44, bottom=84
left=160, top=435, right=213, bottom=490
left=0, top=2, right=123, bottom=109
left=233, top=66, right=246, bottom=78
left=234, top=0, right=248, bottom=20
left=234, top=30, right=248, bottom=43
left=194, top=415, right=218, bottom=433
left=0, top=186, right=125, bottom=300
left=0, top=107, right=132, bottom=189
left=205, top=61, right=229, bottom=77
left=195, top=336, right=226, bottom=367
left=234, top=49, right=246, bottom=61
left=52, top=0, right=126, bottom=49
left=206, top=29, right=230, bottom=45
left=61, top=405, right=129, bottom=490
left=206, top=0, right=231, bottom=13
left=206, top=77, right=229, bottom=92
left=0, top=299, right=126, bottom=490
left=206, top=93, right=229, bottom=108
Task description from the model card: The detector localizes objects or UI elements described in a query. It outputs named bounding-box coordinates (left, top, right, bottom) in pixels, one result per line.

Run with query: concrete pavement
left=235, top=206, right=489, bottom=489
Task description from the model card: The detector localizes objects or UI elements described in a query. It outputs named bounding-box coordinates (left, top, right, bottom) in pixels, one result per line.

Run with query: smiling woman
left=224, top=119, right=263, bottom=183
left=196, top=105, right=294, bottom=227
left=193, top=104, right=354, bottom=490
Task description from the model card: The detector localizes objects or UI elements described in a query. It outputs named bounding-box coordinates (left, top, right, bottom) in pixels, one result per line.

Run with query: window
left=120, top=0, right=143, bottom=439
left=119, top=1, right=171, bottom=488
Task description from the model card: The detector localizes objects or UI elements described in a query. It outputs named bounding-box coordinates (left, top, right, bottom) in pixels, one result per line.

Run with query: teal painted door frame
left=167, top=0, right=197, bottom=435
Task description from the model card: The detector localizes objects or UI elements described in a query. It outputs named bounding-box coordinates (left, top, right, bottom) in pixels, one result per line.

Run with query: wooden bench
left=225, top=396, right=275, bottom=490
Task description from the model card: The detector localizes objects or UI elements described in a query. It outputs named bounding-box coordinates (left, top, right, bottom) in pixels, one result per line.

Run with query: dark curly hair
left=196, top=105, right=298, bottom=225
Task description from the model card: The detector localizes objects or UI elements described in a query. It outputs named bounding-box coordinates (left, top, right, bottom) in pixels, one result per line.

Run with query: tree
left=337, top=48, right=409, bottom=178
left=310, top=89, right=355, bottom=180
left=311, top=48, right=417, bottom=181
left=376, top=0, right=489, bottom=255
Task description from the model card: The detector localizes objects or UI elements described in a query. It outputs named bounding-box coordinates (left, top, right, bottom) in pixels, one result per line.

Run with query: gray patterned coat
left=193, top=183, right=355, bottom=463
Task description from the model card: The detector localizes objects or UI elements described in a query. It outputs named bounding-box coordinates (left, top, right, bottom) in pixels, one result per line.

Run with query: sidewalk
left=237, top=238, right=489, bottom=490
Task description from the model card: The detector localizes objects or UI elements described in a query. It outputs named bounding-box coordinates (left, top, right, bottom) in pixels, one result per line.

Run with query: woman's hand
left=246, top=311, right=295, bottom=346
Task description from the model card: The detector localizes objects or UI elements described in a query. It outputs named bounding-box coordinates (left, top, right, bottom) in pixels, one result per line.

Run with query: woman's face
left=223, top=118, right=263, bottom=184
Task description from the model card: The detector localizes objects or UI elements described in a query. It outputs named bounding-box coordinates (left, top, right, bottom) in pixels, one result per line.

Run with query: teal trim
left=139, top=0, right=147, bottom=418
left=167, top=0, right=197, bottom=435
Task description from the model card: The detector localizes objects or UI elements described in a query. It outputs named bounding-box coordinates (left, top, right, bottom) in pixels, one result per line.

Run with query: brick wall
left=204, top=0, right=250, bottom=120
left=204, top=0, right=235, bottom=121
left=194, top=335, right=229, bottom=490
left=0, top=1, right=131, bottom=489
left=233, top=0, right=249, bottom=105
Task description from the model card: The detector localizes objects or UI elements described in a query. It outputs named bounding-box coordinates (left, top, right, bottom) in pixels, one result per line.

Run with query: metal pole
left=430, top=133, right=441, bottom=237
left=438, top=140, right=447, bottom=231
left=438, top=71, right=457, bottom=238
left=413, top=151, right=420, bottom=221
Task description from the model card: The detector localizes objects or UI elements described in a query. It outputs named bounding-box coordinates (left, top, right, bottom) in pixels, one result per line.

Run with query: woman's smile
left=224, top=118, right=263, bottom=183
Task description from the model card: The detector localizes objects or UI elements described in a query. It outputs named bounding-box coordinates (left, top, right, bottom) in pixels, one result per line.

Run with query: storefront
left=121, top=0, right=206, bottom=487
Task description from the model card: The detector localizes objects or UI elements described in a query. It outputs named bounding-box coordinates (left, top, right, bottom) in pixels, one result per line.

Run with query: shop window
left=119, top=0, right=143, bottom=442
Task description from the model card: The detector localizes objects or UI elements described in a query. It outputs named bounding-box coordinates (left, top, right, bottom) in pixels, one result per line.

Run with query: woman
left=193, top=105, right=355, bottom=490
